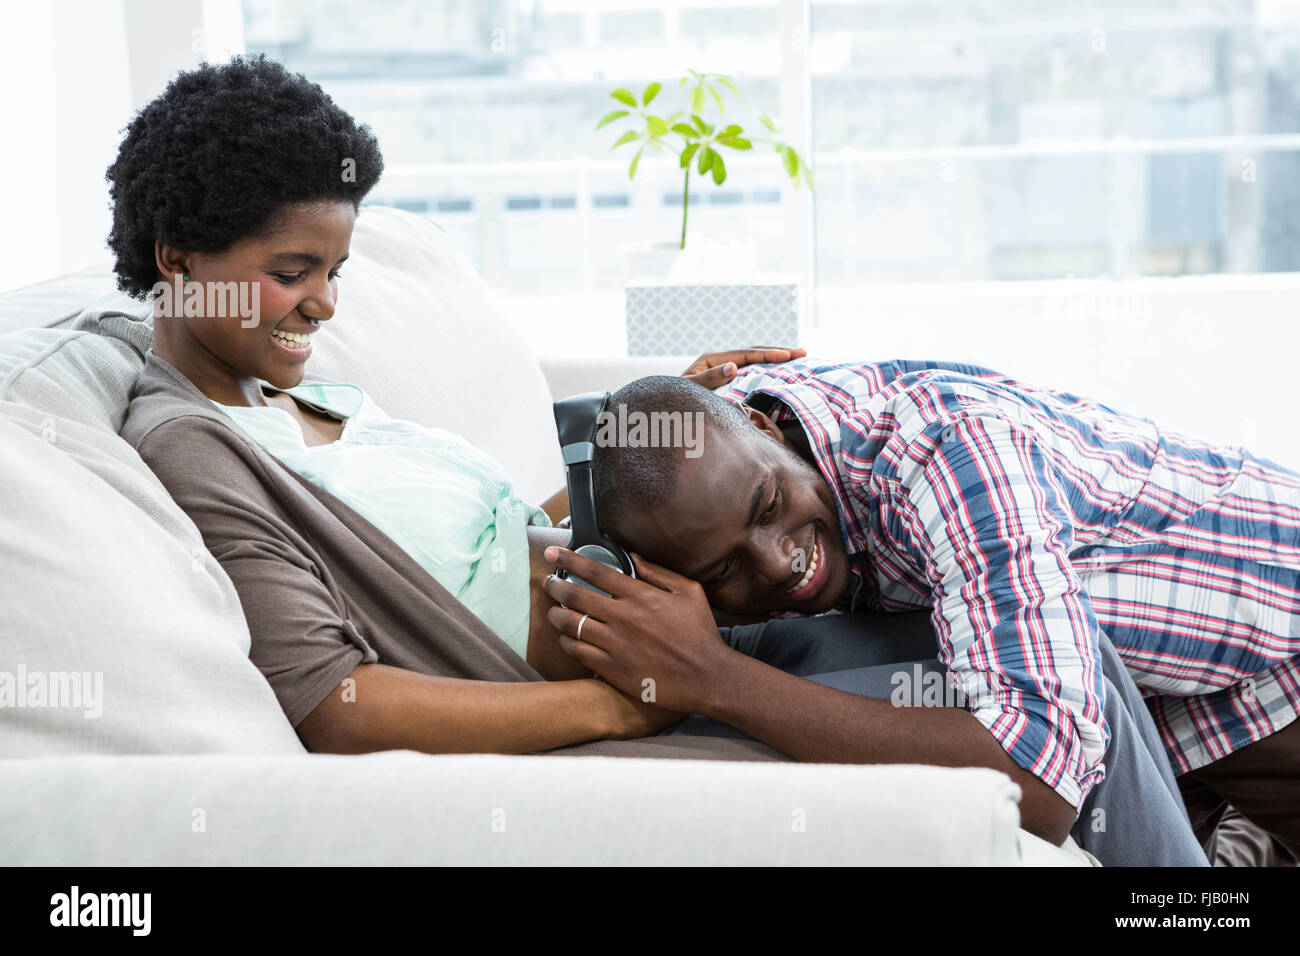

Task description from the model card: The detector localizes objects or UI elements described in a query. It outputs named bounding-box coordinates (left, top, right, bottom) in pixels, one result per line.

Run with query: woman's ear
left=742, top=404, right=786, bottom=445
left=154, top=241, right=189, bottom=284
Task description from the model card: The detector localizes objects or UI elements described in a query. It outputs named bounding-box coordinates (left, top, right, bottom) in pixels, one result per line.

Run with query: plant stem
left=680, top=166, right=690, bottom=250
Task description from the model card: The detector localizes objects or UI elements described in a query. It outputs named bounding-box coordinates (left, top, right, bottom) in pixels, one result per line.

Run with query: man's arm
left=696, top=653, right=1078, bottom=844
left=297, top=663, right=679, bottom=754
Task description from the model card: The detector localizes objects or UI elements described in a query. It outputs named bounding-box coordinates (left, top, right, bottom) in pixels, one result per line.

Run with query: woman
left=111, top=53, right=805, bottom=758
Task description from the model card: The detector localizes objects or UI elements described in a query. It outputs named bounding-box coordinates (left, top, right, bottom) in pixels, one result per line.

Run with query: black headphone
left=552, top=391, right=636, bottom=601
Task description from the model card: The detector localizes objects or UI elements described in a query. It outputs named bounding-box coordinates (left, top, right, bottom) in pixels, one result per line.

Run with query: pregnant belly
left=524, top=524, right=593, bottom=681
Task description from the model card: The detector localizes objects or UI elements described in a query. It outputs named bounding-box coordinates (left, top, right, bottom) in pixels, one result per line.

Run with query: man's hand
left=680, top=345, right=807, bottom=390
left=541, top=546, right=733, bottom=713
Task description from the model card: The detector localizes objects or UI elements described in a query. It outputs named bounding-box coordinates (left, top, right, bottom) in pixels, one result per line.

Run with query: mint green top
left=208, top=381, right=549, bottom=660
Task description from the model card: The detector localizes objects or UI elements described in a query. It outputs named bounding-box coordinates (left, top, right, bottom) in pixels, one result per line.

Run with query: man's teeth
left=272, top=330, right=311, bottom=346
left=786, top=540, right=820, bottom=593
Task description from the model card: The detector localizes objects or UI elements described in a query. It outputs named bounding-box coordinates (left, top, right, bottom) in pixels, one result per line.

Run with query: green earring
left=183, top=274, right=190, bottom=281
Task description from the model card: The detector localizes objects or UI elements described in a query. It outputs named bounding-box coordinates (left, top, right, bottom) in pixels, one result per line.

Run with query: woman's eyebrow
left=266, top=251, right=350, bottom=266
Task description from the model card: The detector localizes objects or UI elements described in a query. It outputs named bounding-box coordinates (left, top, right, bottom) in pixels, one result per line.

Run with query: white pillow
left=0, top=400, right=304, bottom=756
left=302, top=205, right=564, bottom=504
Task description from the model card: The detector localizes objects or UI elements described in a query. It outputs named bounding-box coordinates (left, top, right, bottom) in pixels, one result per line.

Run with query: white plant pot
left=620, top=240, right=683, bottom=282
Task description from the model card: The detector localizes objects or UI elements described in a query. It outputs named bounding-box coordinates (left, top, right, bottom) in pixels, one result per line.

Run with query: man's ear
left=742, top=404, right=786, bottom=445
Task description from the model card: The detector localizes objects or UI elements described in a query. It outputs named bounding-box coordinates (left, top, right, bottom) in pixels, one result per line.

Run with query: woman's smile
left=269, top=325, right=316, bottom=360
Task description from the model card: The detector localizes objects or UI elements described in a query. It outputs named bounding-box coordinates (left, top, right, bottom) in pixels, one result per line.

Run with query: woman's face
left=153, top=199, right=356, bottom=401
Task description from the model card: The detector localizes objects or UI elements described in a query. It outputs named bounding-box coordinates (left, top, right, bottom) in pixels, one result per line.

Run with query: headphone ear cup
left=556, top=544, right=635, bottom=603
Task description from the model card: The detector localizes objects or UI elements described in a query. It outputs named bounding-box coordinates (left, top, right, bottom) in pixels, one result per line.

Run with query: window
left=243, top=0, right=1300, bottom=315
left=810, top=0, right=1300, bottom=287
left=244, top=0, right=788, bottom=296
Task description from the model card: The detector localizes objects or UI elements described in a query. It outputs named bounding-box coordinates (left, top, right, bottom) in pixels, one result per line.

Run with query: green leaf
left=595, top=109, right=629, bottom=130
left=718, top=75, right=741, bottom=96
left=612, top=130, right=641, bottom=149
left=721, top=137, right=752, bottom=150
left=711, top=150, right=726, bottom=185
left=691, top=86, right=705, bottom=114
left=643, top=82, right=662, bottom=107
left=646, top=115, right=668, bottom=136
left=720, top=124, right=742, bottom=138
left=610, top=88, right=637, bottom=107
left=629, top=146, right=645, bottom=179
left=758, top=112, right=777, bottom=132
left=782, top=145, right=798, bottom=178
left=698, top=146, right=714, bottom=175
left=680, top=142, right=700, bottom=167
left=709, top=85, right=725, bottom=113
left=691, top=115, right=709, bottom=135
left=671, top=123, right=697, bottom=139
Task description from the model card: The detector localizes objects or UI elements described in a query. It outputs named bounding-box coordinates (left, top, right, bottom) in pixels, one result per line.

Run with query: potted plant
left=596, top=69, right=814, bottom=280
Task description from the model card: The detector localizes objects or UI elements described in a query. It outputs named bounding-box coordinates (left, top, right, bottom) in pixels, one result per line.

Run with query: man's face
left=615, top=410, right=853, bottom=617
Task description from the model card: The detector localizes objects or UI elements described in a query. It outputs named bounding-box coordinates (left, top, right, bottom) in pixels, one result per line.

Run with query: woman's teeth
left=786, top=539, right=821, bottom=594
left=271, top=329, right=311, bottom=347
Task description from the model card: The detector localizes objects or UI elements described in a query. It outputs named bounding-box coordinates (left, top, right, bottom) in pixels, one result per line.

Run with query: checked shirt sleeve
left=888, top=411, right=1111, bottom=810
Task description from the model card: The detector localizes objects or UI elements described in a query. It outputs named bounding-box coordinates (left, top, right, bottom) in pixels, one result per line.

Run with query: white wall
left=0, top=0, right=243, bottom=294
left=809, top=275, right=1300, bottom=473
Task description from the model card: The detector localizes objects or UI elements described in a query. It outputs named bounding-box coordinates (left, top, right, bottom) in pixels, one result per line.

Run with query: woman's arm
left=540, top=486, right=570, bottom=525
left=296, top=663, right=680, bottom=755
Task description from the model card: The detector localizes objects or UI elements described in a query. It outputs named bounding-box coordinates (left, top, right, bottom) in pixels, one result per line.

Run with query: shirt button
left=940, top=425, right=956, bottom=442
left=1089, top=546, right=1105, bottom=558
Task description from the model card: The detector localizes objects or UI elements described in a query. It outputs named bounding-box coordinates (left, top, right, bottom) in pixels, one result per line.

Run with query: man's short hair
left=592, top=376, right=755, bottom=535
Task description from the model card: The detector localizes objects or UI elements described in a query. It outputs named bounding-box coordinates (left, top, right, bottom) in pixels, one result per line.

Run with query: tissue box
left=625, top=278, right=800, bottom=357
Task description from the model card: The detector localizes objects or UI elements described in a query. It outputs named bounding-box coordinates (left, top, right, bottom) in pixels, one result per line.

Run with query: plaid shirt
left=721, top=359, right=1300, bottom=809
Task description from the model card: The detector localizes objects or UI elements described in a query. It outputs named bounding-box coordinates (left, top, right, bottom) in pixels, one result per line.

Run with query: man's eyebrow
left=689, top=474, right=771, bottom=580
left=266, top=252, right=350, bottom=267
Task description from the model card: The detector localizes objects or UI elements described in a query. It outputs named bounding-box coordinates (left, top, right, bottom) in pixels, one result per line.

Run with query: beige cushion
left=0, top=327, right=144, bottom=433
left=297, top=206, right=562, bottom=502
left=0, top=398, right=303, bottom=756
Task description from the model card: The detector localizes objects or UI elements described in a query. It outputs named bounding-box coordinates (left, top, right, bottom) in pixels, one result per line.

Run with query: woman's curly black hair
left=106, top=53, right=384, bottom=299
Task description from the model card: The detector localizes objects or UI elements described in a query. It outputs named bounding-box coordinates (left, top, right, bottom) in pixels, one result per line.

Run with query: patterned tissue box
left=625, top=279, right=800, bottom=357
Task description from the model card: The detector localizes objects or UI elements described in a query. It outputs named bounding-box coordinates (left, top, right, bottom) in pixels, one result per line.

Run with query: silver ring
left=576, top=613, right=590, bottom=640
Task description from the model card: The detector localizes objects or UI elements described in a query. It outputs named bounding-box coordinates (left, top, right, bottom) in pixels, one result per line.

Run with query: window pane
left=811, top=0, right=1300, bottom=284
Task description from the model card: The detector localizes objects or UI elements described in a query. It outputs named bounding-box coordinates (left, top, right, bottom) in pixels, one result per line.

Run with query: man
left=540, top=358, right=1300, bottom=864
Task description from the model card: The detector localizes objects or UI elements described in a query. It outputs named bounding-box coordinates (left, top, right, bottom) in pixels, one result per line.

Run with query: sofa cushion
left=0, top=400, right=304, bottom=756
left=300, top=205, right=563, bottom=503
left=0, top=326, right=146, bottom=434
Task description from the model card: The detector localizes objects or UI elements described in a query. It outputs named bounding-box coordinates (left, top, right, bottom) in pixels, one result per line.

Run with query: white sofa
left=0, top=206, right=1094, bottom=866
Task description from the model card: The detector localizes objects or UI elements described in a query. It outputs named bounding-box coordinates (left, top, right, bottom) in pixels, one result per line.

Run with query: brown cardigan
left=119, top=348, right=784, bottom=762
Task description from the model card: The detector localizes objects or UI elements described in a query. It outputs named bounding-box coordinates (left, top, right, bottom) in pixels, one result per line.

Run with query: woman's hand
left=680, top=345, right=807, bottom=390
left=541, top=546, right=736, bottom=714
left=595, top=679, right=687, bottom=738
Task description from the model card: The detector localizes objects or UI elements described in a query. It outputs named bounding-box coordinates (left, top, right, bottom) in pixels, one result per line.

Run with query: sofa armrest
left=0, top=752, right=1053, bottom=865
left=538, top=355, right=697, bottom=400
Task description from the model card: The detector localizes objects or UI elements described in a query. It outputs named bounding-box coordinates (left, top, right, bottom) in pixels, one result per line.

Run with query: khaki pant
left=1177, top=715, right=1300, bottom=867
